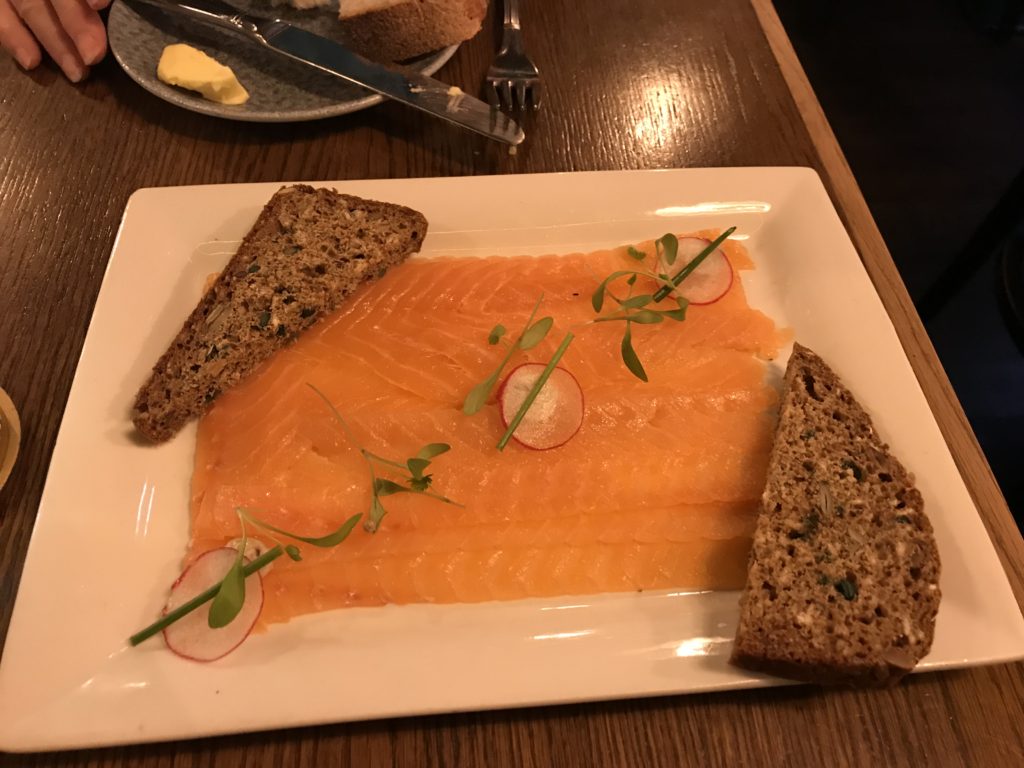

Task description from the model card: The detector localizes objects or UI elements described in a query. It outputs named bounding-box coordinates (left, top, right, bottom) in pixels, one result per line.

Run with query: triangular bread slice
left=731, top=343, right=941, bottom=685
left=132, top=185, right=427, bottom=442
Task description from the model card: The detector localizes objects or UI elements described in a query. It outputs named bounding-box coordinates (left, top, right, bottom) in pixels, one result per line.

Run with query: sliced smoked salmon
left=189, top=233, right=785, bottom=624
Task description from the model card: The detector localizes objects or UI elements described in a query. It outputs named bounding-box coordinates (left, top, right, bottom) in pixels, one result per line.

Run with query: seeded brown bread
left=338, top=0, right=488, bottom=62
left=132, top=185, right=427, bottom=442
left=730, top=343, right=941, bottom=686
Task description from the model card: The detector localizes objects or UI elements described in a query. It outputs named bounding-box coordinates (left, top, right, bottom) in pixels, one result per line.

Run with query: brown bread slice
left=731, top=343, right=941, bottom=686
left=132, top=184, right=427, bottom=442
left=338, top=0, right=488, bottom=62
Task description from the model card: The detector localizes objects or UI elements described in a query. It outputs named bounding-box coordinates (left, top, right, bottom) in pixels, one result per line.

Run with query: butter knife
left=127, top=0, right=525, bottom=145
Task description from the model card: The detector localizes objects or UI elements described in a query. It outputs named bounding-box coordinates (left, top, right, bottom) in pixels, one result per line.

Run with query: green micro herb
left=488, top=324, right=507, bottom=345
left=307, top=384, right=460, bottom=532
left=895, top=514, right=912, bottom=524
left=128, top=512, right=362, bottom=647
left=208, top=520, right=247, bottom=629
left=817, top=573, right=830, bottom=586
left=257, top=310, right=271, bottom=329
left=129, top=387, right=461, bottom=647
left=463, top=296, right=553, bottom=415
left=238, top=507, right=363, bottom=550
left=620, top=323, right=647, bottom=381
left=591, top=228, right=735, bottom=380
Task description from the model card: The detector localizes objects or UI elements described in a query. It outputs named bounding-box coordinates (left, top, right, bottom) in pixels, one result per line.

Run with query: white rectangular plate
left=3, top=169, right=1023, bottom=752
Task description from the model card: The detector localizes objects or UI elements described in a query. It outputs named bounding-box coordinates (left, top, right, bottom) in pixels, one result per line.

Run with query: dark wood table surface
left=3, top=0, right=1024, bottom=765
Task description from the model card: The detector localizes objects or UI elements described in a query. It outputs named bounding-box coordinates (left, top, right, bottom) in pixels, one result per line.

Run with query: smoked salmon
left=189, top=233, right=785, bottom=624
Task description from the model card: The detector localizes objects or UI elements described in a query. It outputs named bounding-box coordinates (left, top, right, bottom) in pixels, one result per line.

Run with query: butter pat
left=157, top=44, right=249, bottom=106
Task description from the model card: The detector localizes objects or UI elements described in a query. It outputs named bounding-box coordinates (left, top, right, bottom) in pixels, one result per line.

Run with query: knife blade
left=127, top=0, right=525, bottom=145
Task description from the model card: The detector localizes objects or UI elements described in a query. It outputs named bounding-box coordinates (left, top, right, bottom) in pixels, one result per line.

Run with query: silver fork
left=485, top=0, right=542, bottom=111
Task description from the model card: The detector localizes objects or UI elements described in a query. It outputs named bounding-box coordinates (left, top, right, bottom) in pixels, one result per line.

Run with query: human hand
left=0, top=0, right=111, bottom=82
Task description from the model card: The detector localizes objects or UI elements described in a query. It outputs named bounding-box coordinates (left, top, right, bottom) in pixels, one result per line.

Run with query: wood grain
left=0, top=0, right=1023, bottom=764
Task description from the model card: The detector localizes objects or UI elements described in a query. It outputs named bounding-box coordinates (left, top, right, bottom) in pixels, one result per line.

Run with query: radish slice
left=226, top=537, right=274, bottom=575
left=658, top=236, right=733, bottom=305
left=498, top=364, right=584, bottom=450
left=162, top=548, right=264, bottom=662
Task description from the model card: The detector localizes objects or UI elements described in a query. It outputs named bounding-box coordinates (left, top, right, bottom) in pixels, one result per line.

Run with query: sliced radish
left=498, top=364, right=584, bottom=450
left=162, top=548, right=263, bottom=662
left=658, top=236, right=733, bottom=305
left=227, top=537, right=275, bottom=575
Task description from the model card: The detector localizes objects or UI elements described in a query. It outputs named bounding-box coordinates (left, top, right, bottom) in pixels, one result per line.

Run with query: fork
left=485, top=0, right=542, bottom=110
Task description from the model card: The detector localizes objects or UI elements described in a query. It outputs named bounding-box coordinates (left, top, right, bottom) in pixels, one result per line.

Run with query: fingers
left=84, top=0, right=110, bottom=9
left=52, top=0, right=105, bottom=64
left=0, top=0, right=41, bottom=69
left=10, top=0, right=86, bottom=80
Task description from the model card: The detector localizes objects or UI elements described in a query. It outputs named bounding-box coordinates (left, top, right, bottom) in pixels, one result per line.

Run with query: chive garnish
left=129, top=512, right=365, bottom=646
left=652, top=227, right=735, bottom=302
left=497, top=332, right=575, bottom=451
left=129, top=546, right=285, bottom=647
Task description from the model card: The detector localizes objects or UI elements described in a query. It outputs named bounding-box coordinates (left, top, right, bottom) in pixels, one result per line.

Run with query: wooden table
left=2, top=1, right=1023, bottom=765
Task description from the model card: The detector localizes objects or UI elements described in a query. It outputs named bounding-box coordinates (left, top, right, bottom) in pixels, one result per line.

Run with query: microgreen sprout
left=128, top=512, right=361, bottom=647
left=463, top=295, right=553, bottom=415
left=207, top=517, right=247, bottom=629
left=591, top=228, right=735, bottom=380
left=130, top=386, right=461, bottom=646
left=307, top=384, right=462, bottom=532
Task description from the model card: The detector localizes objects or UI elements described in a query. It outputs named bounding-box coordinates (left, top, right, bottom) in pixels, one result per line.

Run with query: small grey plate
left=108, top=0, right=459, bottom=123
